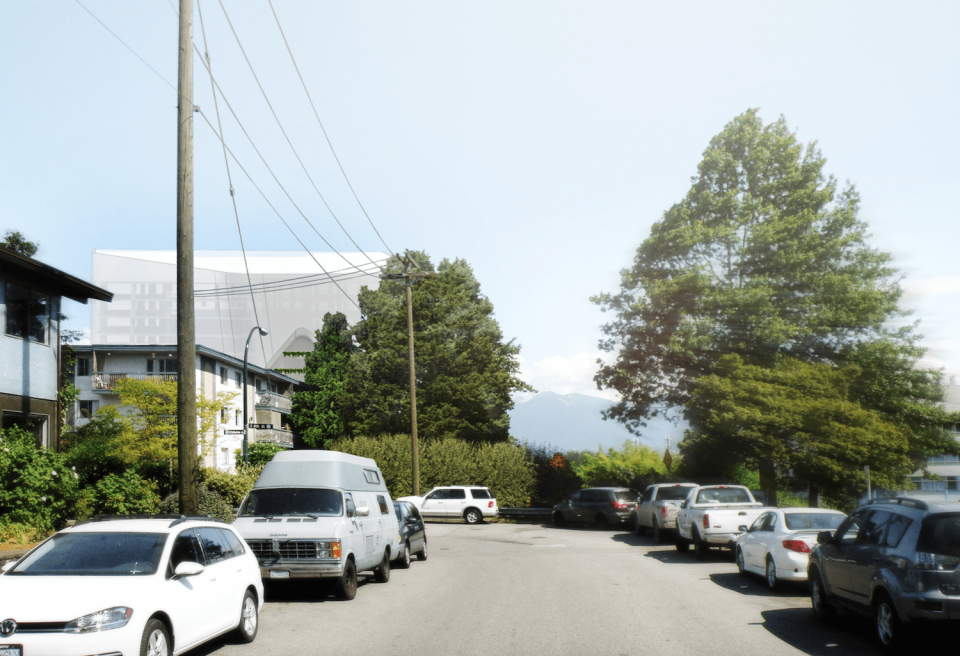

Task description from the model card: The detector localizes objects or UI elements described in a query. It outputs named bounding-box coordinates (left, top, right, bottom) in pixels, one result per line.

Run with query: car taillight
left=782, top=540, right=811, bottom=554
left=661, top=506, right=668, bottom=518
left=916, top=552, right=960, bottom=571
left=703, top=514, right=709, bottom=529
left=332, top=540, right=342, bottom=558
left=612, top=500, right=628, bottom=509
left=488, top=501, right=494, bottom=508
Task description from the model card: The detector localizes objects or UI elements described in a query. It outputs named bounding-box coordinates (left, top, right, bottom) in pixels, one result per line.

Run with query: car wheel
left=736, top=549, right=746, bottom=577
left=652, top=522, right=662, bottom=543
left=810, top=570, right=835, bottom=621
left=140, top=618, right=171, bottom=656
left=553, top=511, right=566, bottom=527
left=417, top=538, right=428, bottom=561
left=765, top=557, right=777, bottom=590
left=693, top=529, right=708, bottom=559
left=464, top=508, right=482, bottom=524
left=595, top=514, right=608, bottom=529
left=636, top=519, right=647, bottom=536
left=235, top=590, right=258, bottom=643
left=873, top=591, right=903, bottom=652
left=374, top=550, right=391, bottom=583
left=398, top=541, right=411, bottom=569
left=336, top=559, right=357, bottom=600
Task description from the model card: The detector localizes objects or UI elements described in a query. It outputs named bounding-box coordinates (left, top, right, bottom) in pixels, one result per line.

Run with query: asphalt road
left=195, top=521, right=885, bottom=656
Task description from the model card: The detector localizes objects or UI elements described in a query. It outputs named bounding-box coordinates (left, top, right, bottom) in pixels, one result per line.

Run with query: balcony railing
left=256, top=391, right=292, bottom=413
left=92, top=372, right=178, bottom=391
left=251, top=427, right=294, bottom=446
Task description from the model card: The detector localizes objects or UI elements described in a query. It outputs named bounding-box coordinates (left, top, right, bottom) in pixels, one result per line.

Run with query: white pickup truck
left=675, top=485, right=768, bottom=558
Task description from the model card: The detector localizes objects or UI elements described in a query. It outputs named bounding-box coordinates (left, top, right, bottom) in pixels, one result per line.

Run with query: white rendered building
left=90, top=250, right=387, bottom=373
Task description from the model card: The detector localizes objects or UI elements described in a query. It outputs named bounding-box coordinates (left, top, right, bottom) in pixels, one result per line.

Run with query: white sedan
left=735, top=508, right=846, bottom=589
left=0, top=516, right=263, bottom=656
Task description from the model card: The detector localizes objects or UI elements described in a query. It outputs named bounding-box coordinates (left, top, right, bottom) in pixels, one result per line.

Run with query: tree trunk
left=759, top=458, right=778, bottom=507
left=808, top=483, right=820, bottom=508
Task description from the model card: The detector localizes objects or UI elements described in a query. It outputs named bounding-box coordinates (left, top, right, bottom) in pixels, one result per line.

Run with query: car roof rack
left=866, top=497, right=929, bottom=511
left=73, top=514, right=225, bottom=528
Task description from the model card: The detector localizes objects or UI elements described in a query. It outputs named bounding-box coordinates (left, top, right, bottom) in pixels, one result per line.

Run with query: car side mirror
left=173, top=561, right=205, bottom=579
left=680, top=501, right=687, bottom=509
left=816, top=530, right=833, bottom=545
left=356, top=505, right=370, bottom=517
left=738, top=525, right=748, bottom=532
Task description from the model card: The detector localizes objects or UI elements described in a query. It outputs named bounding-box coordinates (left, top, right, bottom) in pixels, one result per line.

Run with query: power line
left=216, top=0, right=385, bottom=274
left=194, top=258, right=387, bottom=297
left=267, top=0, right=394, bottom=256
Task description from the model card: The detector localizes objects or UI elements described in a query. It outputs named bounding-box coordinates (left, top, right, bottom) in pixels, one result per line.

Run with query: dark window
left=582, top=490, right=602, bottom=502
left=239, top=488, right=344, bottom=517
left=425, top=490, right=444, bottom=501
left=78, top=400, right=96, bottom=417
left=568, top=491, right=582, bottom=502
left=10, top=532, right=165, bottom=576
left=448, top=489, right=466, bottom=500
left=394, top=503, right=404, bottom=522
left=883, top=514, right=913, bottom=548
left=784, top=513, right=846, bottom=531
left=220, top=529, right=245, bottom=556
left=768, top=514, right=778, bottom=531
left=696, top=488, right=752, bottom=504
left=918, top=513, right=960, bottom=558
left=857, top=510, right=892, bottom=546
left=377, top=495, right=389, bottom=515
left=235, top=371, right=242, bottom=386
left=220, top=367, right=228, bottom=384
left=2, top=412, right=46, bottom=447
left=344, top=493, right=357, bottom=516
left=836, top=513, right=864, bottom=545
left=4, top=282, right=49, bottom=343
left=749, top=514, right=769, bottom=532
left=470, top=488, right=491, bottom=499
left=363, top=469, right=381, bottom=485
left=407, top=504, right=422, bottom=521
left=656, top=486, right=693, bottom=501
left=640, top=488, right=654, bottom=503
left=159, top=359, right=177, bottom=373
left=169, top=530, right=204, bottom=571
left=76, top=358, right=91, bottom=376
left=197, top=527, right=229, bottom=564
left=614, top=489, right=641, bottom=502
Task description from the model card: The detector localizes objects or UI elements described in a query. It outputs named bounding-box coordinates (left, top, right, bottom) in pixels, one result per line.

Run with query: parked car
left=0, top=515, right=263, bottom=656
left=399, top=486, right=498, bottom=524
left=392, top=500, right=428, bottom=567
left=734, top=508, right=846, bottom=589
left=234, top=450, right=399, bottom=600
left=808, top=498, right=960, bottom=651
left=635, top=483, right=698, bottom=542
left=553, top=488, right=641, bottom=528
left=676, top=485, right=768, bottom=557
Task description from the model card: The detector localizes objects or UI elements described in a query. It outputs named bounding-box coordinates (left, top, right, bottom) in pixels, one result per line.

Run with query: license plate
left=0, top=645, right=22, bottom=656
left=269, top=570, right=290, bottom=579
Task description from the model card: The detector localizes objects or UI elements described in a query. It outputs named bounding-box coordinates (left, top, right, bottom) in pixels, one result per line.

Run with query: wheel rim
left=242, top=596, right=257, bottom=635
left=737, top=551, right=744, bottom=573
left=877, top=602, right=894, bottom=644
left=147, top=629, right=167, bottom=656
left=767, top=561, right=776, bottom=588
left=404, top=543, right=410, bottom=565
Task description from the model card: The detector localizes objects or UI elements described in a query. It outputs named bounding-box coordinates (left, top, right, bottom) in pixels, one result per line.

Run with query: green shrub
left=331, top=434, right=536, bottom=508
left=200, top=464, right=263, bottom=508
left=159, top=486, right=235, bottom=523
left=235, top=442, right=286, bottom=468
left=90, top=470, right=161, bottom=516
left=0, top=427, right=79, bottom=531
left=573, top=441, right=667, bottom=489
left=0, top=520, right=48, bottom=548
left=524, top=443, right=584, bottom=507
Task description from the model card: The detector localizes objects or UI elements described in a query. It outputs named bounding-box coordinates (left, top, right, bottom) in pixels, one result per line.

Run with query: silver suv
left=808, top=498, right=960, bottom=652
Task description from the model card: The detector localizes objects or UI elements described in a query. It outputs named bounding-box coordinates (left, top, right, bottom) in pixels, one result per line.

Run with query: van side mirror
left=356, top=505, right=370, bottom=517
left=817, top=530, right=833, bottom=545
left=346, top=500, right=357, bottom=516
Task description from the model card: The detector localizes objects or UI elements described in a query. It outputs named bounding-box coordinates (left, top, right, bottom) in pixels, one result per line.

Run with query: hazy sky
left=2, top=1, right=958, bottom=400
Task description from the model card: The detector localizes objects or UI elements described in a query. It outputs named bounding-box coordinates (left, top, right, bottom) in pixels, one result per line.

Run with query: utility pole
left=381, top=253, right=434, bottom=496
left=176, top=0, right=198, bottom=515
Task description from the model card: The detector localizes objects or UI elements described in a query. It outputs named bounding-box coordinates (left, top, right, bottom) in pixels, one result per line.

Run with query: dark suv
left=553, top=488, right=640, bottom=528
left=808, top=498, right=960, bottom=651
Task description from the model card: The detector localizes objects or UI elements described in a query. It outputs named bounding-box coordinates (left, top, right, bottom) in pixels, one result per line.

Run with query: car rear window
left=10, top=532, right=166, bottom=576
left=784, top=513, right=846, bottom=531
left=918, top=513, right=960, bottom=558
left=239, top=488, right=343, bottom=517
left=614, top=490, right=640, bottom=502
left=657, top=486, right=693, bottom=501
left=696, top=488, right=752, bottom=504
left=470, top=488, right=491, bottom=499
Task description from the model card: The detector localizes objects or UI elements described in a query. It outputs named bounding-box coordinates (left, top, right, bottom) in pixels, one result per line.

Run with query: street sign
left=223, top=429, right=243, bottom=435
left=248, top=423, right=274, bottom=429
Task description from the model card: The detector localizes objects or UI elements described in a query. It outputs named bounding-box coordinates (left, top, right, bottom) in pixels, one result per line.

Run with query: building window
left=4, top=282, right=49, bottom=344
left=76, top=357, right=91, bottom=376
left=255, top=379, right=263, bottom=392
left=147, top=359, right=178, bottom=373
left=220, top=367, right=228, bottom=384
left=235, top=371, right=241, bottom=387
left=1, top=412, right=48, bottom=448
left=78, top=400, right=97, bottom=417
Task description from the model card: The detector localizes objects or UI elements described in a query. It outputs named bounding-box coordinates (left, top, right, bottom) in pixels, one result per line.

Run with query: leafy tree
left=1, top=230, right=38, bottom=257
left=525, top=443, right=584, bottom=506
left=289, top=312, right=354, bottom=448
left=62, top=406, right=134, bottom=485
left=59, top=343, right=80, bottom=438
left=344, top=252, right=532, bottom=442
left=573, top=441, right=667, bottom=489
left=89, top=470, right=161, bottom=515
left=0, top=427, right=79, bottom=531
left=234, top=442, right=285, bottom=468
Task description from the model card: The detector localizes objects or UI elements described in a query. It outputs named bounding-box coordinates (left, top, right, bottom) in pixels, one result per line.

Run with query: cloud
left=516, top=351, right=621, bottom=402
left=900, top=276, right=960, bottom=298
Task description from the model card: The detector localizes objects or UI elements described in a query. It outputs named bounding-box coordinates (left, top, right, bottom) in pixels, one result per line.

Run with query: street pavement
left=195, top=521, right=882, bottom=656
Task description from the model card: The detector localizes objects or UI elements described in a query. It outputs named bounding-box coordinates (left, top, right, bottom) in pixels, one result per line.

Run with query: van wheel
left=336, top=559, right=357, bottom=600
left=398, top=541, right=411, bottom=569
left=464, top=508, right=482, bottom=524
left=417, top=538, right=428, bottom=561
left=374, top=550, right=391, bottom=583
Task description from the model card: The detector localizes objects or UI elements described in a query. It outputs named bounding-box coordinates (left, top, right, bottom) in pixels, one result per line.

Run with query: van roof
left=255, top=449, right=388, bottom=492
left=271, top=450, right=378, bottom=467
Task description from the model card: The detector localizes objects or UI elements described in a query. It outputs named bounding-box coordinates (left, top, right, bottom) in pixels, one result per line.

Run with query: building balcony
left=252, top=427, right=293, bottom=446
left=91, top=372, right=178, bottom=391
left=255, top=391, right=292, bottom=413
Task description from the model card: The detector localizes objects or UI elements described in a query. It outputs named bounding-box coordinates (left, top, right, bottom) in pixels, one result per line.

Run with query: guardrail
left=92, top=372, right=178, bottom=391
left=256, top=391, right=293, bottom=412
left=498, top=508, right=553, bottom=520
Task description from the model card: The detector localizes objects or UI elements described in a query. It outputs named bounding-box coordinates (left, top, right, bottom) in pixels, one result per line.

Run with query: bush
left=159, top=486, right=235, bottom=523
left=330, top=434, right=537, bottom=508
left=573, top=442, right=667, bottom=489
left=524, top=443, right=584, bottom=507
left=0, top=427, right=79, bottom=531
left=90, top=470, right=161, bottom=516
left=200, top=464, right=263, bottom=508
left=235, top=442, right=286, bottom=468
left=0, top=520, right=48, bottom=548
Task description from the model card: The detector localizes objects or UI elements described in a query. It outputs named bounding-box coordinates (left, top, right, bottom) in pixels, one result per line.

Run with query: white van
left=234, top=450, right=400, bottom=600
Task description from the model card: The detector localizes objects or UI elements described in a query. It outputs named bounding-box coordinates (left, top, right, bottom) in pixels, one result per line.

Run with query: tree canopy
left=1, top=230, right=38, bottom=257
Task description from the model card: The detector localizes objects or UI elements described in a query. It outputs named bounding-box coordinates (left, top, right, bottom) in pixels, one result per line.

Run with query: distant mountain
left=507, top=391, right=684, bottom=453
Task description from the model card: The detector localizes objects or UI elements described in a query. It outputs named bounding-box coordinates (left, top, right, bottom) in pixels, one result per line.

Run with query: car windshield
left=614, top=490, right=640, bottom=502
left=239, top=488, right=343, bottom=517
left=784, top=513, right=845, bottom=531
left=657, top=486, right=693, bottom=501
left=9, top=532, right=166, bottom=576
left=918, top=513, right=960, bottom=558
left=696, top=488, right=752, bottom=504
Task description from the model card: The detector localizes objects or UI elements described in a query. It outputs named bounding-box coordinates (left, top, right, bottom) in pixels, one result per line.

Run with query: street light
left=243, top=326, right=268, bottom=464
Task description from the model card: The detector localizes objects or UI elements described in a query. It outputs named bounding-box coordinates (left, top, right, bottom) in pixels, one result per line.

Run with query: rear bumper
left=705, top=533, right=740, bottom=546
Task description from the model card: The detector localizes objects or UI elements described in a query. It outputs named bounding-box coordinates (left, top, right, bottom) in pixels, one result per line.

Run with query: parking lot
left=190, top=521, right=893, bottom=656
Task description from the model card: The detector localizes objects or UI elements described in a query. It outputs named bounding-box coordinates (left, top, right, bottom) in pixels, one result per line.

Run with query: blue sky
left=2, top=1, right=958, bottom=399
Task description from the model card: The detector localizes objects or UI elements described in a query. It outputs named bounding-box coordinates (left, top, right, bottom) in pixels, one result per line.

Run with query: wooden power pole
left=176, top=0, right=199, bottom=514
left=381, top=253, right=434, bottom=496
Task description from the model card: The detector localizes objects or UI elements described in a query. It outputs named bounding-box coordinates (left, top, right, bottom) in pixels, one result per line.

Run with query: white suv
left=399, top=486, right=498, bottom=524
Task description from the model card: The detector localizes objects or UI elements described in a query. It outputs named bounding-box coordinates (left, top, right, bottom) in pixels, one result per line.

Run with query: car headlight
left=64, top=607, right=133, bottom=633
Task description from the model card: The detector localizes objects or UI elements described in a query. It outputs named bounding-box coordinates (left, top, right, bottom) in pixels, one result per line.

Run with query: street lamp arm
left=243, top=326, right=268, bottom=464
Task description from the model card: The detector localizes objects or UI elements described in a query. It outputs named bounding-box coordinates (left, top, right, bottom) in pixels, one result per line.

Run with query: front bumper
left=8, top=624, right=138, bottom=656
left=258, top=558, right=344, bottom=580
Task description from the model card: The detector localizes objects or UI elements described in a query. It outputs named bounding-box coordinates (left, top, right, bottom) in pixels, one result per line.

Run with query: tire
left=873, top=592, right=903, bottom=653
left=417, top=538, right=428, bottom=561
left=595, top=514, right=609, bottom=529
left=736, top=549, right=746, bottom=577
left=652, top=522, right=662, bottom=544
left=636, top=519, right=647, bottom=536
left=398, top=541, right=411, bottom=569
left=464, top=508, right=482, bottom=524
left=810, top=570, right=835, bottom=621
left=553, top=511, right=566, bottom=527
left=336, top=559, right=357, bottom=600
left=235, top=589, right=258, bottom=643
left=693, top=529, right=709, bottom=559
left=140, top=618, right=171, bottom=656
left=765, top=557, right=778, bottom=590
left=374, top=550, right=391, bottom=583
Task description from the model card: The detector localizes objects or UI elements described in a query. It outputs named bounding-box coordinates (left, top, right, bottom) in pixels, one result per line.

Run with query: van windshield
left=239, top=488, right=343, bottom=517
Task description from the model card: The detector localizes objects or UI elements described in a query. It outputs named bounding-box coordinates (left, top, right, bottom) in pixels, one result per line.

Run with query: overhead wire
left=195, top=257, right=386, bottom=295
left=266, top=0, right=394, bottom=256
left=216, top=0, right=385, bottom=275
left=195, top=265, right=385, bottom=298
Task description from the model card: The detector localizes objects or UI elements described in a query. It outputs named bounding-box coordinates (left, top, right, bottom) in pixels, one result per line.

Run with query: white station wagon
left=0, top=516, right=264, bottom=656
